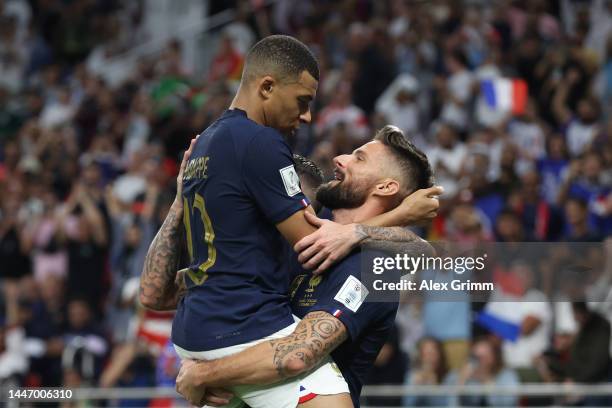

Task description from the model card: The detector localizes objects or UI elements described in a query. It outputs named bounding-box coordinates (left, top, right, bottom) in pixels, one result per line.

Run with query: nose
left=333, top=154, right=349, bottom=169
left=299, top=109, right=312, bottom=124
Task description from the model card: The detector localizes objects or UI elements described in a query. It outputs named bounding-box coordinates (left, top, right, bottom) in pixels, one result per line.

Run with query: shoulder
left=330, top=251, right=363, bottom=277
left=242, top=125, right=291, bottom=154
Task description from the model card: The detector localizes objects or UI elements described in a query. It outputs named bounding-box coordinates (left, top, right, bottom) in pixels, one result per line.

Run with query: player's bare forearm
left=191, top=311, right=347, bottom=387
left=362, top=186, right=442, bottom=227
left=357, top=225, right=435, bottom=256
left=139, top=201, right=186, bottom=310
left=362, top=207, right=409, bottom=227
left=269, top=311, right=347, bottom=379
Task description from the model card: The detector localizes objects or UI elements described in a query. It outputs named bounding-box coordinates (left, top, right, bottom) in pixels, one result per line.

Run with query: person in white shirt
left=375, top=74, right=421, bottom=144
left=425, top=122, right=468, bottom=199
left=485, top=261, right=552, bottom=381
left=439, top=50, right=474, bottom=132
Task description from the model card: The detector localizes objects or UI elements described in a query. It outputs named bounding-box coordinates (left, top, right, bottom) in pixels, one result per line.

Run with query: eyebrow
left=353, top=149, right=367, bottom=159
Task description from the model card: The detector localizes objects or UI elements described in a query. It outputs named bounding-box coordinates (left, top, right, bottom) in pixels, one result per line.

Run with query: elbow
left=139, top=295, right=156, bottom=310
left=419, top=239, right=435, bottom=257
left=139, top=290, right=162, bottom=311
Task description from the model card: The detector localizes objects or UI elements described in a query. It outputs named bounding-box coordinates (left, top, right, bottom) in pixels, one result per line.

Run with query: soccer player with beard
left=176, top=126, right=439, bottom=408
left=141, top=35, right=439, bottom=408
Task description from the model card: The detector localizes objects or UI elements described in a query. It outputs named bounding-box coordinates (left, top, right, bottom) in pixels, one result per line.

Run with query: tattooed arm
left=297, top=214, right=435, bottom=272
left=139, top=202, right=188, bottom=311
left=139, top=136, right=198, bottom=311
left=175, top=311, right=347, bottom=389
left=357, top=225, right=435, bottom=257
left=295, top=186, right=442, bottom=273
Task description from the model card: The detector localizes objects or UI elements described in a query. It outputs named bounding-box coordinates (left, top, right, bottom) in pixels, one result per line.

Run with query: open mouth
left=333, top=168, right=345, bottom=182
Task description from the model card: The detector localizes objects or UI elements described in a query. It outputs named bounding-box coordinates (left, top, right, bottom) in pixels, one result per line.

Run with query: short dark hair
left=374, top=125, right=434, bottom=197
left=243, top=35, right=319, bottom=84
left=293, top=154, right=323, bottom=187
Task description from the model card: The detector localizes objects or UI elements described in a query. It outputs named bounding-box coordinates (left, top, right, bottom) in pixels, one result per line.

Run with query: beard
left=316, top=178, right=370, bottom=210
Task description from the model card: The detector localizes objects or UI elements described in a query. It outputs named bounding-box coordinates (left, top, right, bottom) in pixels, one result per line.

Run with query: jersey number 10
left=183, top=193, right=216, bottom=285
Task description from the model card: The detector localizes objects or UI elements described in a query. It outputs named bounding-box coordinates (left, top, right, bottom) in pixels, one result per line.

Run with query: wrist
left=354, top=224, right=369, bottom=243
left=396, top=205, right=416, bottom=225
left=194, top=360, right=211, bottom=388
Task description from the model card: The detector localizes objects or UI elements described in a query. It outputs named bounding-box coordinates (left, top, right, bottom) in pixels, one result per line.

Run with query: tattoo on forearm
left=358, top=225, right=418, bottom=242
left=268, top=311, right=347, bottom=379
left=140, top=207, right=184, bottom=310
left=357, top=225, right=434, bottom=257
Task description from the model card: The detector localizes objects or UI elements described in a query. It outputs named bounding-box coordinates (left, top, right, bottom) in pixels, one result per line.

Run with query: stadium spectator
left=0, top=281, right=28, bottom=386
left=426, top=122, right=467, bottom=200
left=438, top=49, right=474, bottom=133
left=485, top=262, right=552, bottom=382
left=446, top=336, right=520, bottom=407
left=539, top=302, right=612, bottom=406
left=564, top=196, right=602, bottom=241
left=403, top=336, right=450, bottom=407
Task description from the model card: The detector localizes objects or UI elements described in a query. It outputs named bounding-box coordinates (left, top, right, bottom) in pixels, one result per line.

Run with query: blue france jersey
left=172, top=109, right=309, bottom=351
left=289, top=252, right=399, bottom=408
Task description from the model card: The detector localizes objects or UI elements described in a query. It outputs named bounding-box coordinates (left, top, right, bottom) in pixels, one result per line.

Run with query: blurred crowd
left=1, top=0, right=612, bottom=406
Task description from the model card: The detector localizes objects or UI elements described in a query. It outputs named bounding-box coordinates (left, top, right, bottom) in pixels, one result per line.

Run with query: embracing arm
left=294, top=186, right=442, bottom=273
left=139, top=202, right=187, bottom=311
left=364, top=186, right=443, bottom=228
left=139, top=136, right=198, bottom=311
left=276, top=206, right=318, bottom=247
left=358, top=225, right=435, bottom=257
left=297, top=213, right=436, bottom=272
left=183, top=311, right=347, bottom=388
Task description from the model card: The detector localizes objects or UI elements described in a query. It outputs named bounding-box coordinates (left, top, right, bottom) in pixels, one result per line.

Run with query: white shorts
left=173, top=317, right=349, bottom=408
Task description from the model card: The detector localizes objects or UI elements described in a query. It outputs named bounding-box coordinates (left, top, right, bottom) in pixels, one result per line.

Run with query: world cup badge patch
left=280, top=165, right=302, bottom=197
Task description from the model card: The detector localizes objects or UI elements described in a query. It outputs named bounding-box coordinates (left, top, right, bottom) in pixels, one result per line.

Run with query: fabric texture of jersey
left=172, top=108, right=309, bottom=351
left=289, top=249, right=399, bottom=408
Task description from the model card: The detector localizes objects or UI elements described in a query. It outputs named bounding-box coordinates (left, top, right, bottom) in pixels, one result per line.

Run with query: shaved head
left=242, top=35, right=319, bottom=84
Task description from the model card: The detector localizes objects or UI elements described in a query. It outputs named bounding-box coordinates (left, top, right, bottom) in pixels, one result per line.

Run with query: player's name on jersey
left=184, top=156, right=210, bottom=180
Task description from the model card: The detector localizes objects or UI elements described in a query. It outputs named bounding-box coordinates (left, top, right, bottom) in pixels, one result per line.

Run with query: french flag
left=481, top=78, right=528, bottom=115
left=475, top=310, right=521, bottom=342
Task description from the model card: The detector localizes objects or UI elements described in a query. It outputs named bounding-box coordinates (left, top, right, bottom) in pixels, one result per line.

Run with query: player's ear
left=258, top=76, right=275, bottom=100
left=373, top=179, right=400, bottom=197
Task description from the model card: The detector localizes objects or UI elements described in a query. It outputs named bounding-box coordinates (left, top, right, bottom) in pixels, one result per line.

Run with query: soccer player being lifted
left=174, top=126, right=436, bottom=407
left=140, top=35, right=441, bottom=408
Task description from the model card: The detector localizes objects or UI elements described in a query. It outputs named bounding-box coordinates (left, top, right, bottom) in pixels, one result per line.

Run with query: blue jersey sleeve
left=242, top=128, right=309, bottom=224
left=307, top=259, right=396, bottom=341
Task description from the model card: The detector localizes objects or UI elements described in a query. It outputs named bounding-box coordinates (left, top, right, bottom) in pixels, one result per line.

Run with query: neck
left=331, top=199, right=386, bottom=225
left=229, top=85, right=265, bottom=126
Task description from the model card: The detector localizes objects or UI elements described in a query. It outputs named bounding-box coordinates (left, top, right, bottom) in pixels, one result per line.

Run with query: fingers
left=184, top=136, right=198, bottom=160
left=314, top=254, right=338, bottom=275
left=302, top=249, right=328, bottom=271
left=180, top=136, right=199, bottom=169
left=294, top=232, right=318, bottom=253
left=203, top=388, right=234, bottom=406
left=424, top=185, right=444, bottom=197
left=296, top=238, right=320, bottom=263
left=208, top=388, right=234, bottom=399
left=303, top=210, right=324, bottom=227
left=202, top=394, right=232, bottom=407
